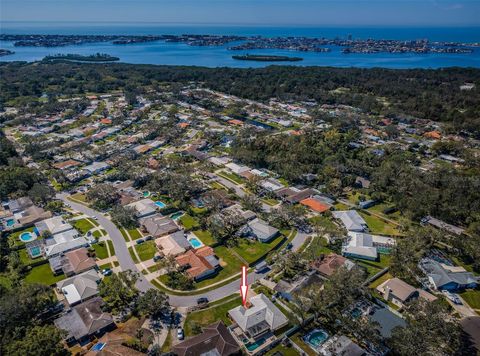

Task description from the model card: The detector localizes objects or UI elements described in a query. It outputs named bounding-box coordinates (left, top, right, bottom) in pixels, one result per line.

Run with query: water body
left=1, top=22, right=479, bottom=68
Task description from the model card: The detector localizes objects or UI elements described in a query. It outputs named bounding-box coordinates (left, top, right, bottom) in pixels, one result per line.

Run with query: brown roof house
left=311, top=253, right=356, bottom=277
left=175, top=246, right=220, bottom=281
left=54, top=297, right=115, bottom=346
left=140, top=214, right=179, bottom=238
left=376, top=277, right=437, bottom=308
left=173, top=321, right=240, bottom=356
left=63, top=247, right=97, bottom=276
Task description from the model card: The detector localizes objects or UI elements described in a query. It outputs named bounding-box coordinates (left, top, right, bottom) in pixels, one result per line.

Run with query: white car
left=443, top=291, right=462, bottom=305
left=177, top=328, right=184, bottom=340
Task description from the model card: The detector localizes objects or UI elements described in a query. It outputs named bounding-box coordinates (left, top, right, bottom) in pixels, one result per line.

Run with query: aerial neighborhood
left=0, top=62, right=479, bottom=356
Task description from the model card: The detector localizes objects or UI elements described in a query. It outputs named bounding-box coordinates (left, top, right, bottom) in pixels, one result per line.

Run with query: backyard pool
left=29, top=246, right=42, bottom=258
left=245, top=337, right=265, bottom=352
left=155, top=201, right=166, bottom=209
left=19, top=231, right=36, bottom=243
left=6, top=218, right=15, bottom=227
left=170, top=211, right=184, bottom=220
left=304, top=329, right=329, bottom=349
left=143, top=191, right=151, bottom=198
left=189, top=237, right=203, bottom=249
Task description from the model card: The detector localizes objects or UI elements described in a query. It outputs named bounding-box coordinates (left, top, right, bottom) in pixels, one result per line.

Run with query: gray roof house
left=419, top=258, right=478, bottom=292
left=126, top=198, right=158, bottom=218
left=246, top=218, right=279, bottom=242
left=332, top=210, right=368, bottom=232
left=140, top=214, right=179, bottom=237
left=54, top=297, right=114, bottom=346
left=56, top=269, right=101, bottom=306
left=228, top=294, right=288, bottom=338
left=319, top=335, right=365, bottom=356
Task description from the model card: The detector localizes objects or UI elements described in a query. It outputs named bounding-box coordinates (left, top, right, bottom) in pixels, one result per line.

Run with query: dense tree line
left=1, top=62, right=479, bottom=135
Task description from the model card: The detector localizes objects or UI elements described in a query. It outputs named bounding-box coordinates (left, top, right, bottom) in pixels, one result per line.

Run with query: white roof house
left=83, top=161, right=109, bottom=174
left=208, top=156, right=231, bottom=166
left=57, top=270, right=101, bottom=306
left=342, top=232, right=377, bottom=261
left=246, top=218, right=279, bottom=242
left=228, top=294, right=288, bottom=338
left=126, top=198, right=158, bottom=218
left=225, top=162, right=251, bottom=175
left=44, top=229, right=88, bottom=257
left=332, top=210, right=368, bottom=232
left=35, top=216, right=74, bottom=235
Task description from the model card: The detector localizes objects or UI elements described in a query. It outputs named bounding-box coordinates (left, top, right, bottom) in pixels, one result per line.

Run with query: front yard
left=135, top=241, right=157, bottom=262
left=233, top=234, right=285, bottom=265
left=73, top=218, right=96, bottom=234
left=194, top=246, right=243, bottom=289
left=460, top=289, right=480, bottom=311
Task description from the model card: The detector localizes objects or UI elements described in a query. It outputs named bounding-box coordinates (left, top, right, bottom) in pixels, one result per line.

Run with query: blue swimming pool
left=189, top=237, right=203, bottom=249
left=155, top=201, right=166, bottom=209
left=29, top=246, right=42, bottom=258
left=245, top=337, right=265, bottom=352
left=6, top=218, right=15, bottom=227
left=304, top=329, right=329, bottom=349
left=19, top=231, right=36, bottom=243
left=143, top=191, right=151, bottom=198
left=170, top=211, right=184, bottom=220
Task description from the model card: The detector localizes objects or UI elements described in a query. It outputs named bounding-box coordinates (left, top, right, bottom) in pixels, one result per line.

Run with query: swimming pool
left=19, top=231, right=36, bottom=243
left=245, top=337, right=265, bottom=352
left=170, top=211, right=184, bottom=220
left=143, top=191, right=151, bottom=198
left=304, top=329, right=329, bottom=349
left=6, top=218, right=15, bottom=227
left=189, top=237, right=203, bottom=249
left=29, top=246, right=42, bottom=258
left=155, top=201, right=166, bottom=209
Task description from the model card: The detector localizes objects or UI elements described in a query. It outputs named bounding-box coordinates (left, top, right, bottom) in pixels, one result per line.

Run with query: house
left=155, top=230, right=191, bottom=256
left=282, top=188, right=317, bottom=204
left=422, top=216, right=465, bottom=236
left=354, top=176, right=371, bottom=189
left=140, top=214, right=179, bottom=237
left=245, top=218, right=279, bottom=242
left=376, top=277, right=437, bottom=308
left=54, top=297, right=114, bottom=346
left=175, top=246, right=220, bottom=281
left=35, top=216, right=74, bottom=236
left=56, top=269, right=101, bottom=306
left=319, top=335, right=365, bottom=356
left=63, top=248, right=97, bottom=276
left=83, top=161, right=110, bottom=175
left=1, top=198, right=52, bottom=229
left=358, top=200, right=376, bottom=209
left=173, top=321, right=241, bottom=356
left=126, top=198, right=158, bottom=218
left=300, top=197, right=331, bottom=213
left=342, top=232, right=395, bottom=261
left=259, top=178, right=284, bottom=192
left=228, top=294, right=289, bottom=339
left=53, top=159, right=82, bottom=170
left=223, top=204, right=256, bottom=222
left=44, top=229, right=89, bottom=258
left=419, top=258, right=478, bottom=292
left=225, top=162, right=250, bottom=175
left=332, top=210, right=368, bottom=232
left=311, top=253, right=356, bottom=277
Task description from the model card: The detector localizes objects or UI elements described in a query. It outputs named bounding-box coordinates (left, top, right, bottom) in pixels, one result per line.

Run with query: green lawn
left=460, top=289, right=480, bottom=310
left=107, top=240, right=115, bottom=256
left=92, top=230, right=102, bottom=238
left=70, top=193, right=87, bottom=202
left=233, top=235, right=285, bottom=264
left=334, top=202, right=350, bottom=211
left=184, top=296, right=242, bottom=336
left=73, top=219, right=95, bottom=234
left=308, top=216, right=338, bottom=231
left=7, top=227, right=35, bottom=248
left=300, top=236, right=335, bottom=260
left=18, top=248, right=43, bottom=266
left=128, top=247, right=140, bottom=264
left=121, top=229, right=130, bottom=242
left=193, top=230, right=216, bottom=246
left=218, top=171, right=245, bottom=185
left=266, top=344, right=300, bottom=356
left=355, top=254, right=392, bottom=277
left=127, top=228, right=142, bottom=240
left=24, top=264, right=65, bottom=285
left=210, top=181, right=228, bottom=190
left=359, top=212, right=401, bottom=236
left=194, top=246, right=243, bottom=289
left=135, top=241, right=157, bottom=262
left=92, top=242, right=109, bottom=260
left=99, top=263, right=113, bottom=270
left=261, top=198, right=279, bottom=206
left=369, top=272, right=393, bottom=289
left=179, top=214, right=200, bottom=230
left=290, top=333, right=316, bottom=356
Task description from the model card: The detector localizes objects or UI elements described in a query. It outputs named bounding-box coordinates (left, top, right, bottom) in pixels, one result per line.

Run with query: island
left=0, top=49, right=15, bottom=56
left=232, top=54, right=303, bottom=62
left=42, top=53, right=120, bottom=62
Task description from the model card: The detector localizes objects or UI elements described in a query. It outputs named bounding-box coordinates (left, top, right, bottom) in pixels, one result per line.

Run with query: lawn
left=233, top=235, right=285, bottom=264
left=92, top=230, right=103, bottom=238
left=334, top=202, right=350, bottom=211
left=359, top=211, right=401, bottom=236
left=127, top=228, right=142, bottom=240
left=135, top=241, right=157, bottom=262
left=73, top=219, right=95, bottom=234
left=308, top=216, right=338, bottom=231
left=300, top=236, right=335, bottom=260
left=7, top=227, right=35, bottom=248
left=355, top=254, right=392, bottom=277
left=210, top=181, right=228, bottom=191
left=107, top=240, right=115, bottom=256
left=266, top=344, right=300, bottom=356
left=128, top=247, right=140, bottom=264
left=121, top=229, right=130, bottom=242
left=193, top=230, right=216, bottom=246
left=369, top=272, right=393, bottom=289
left=460, top=289, right=480, bottom=310
left=19, top=248, right=42, bottom=266
left=194, top=246, right=243, bottom=289
left=184, top=296, right=242, bottom=336
left=70, top=193, right=87, bottom=202
left=290, top=333, right=316, bottom=356
left=179, top=214, right=200, bottom=230
left=92, top=242, right=109, bottom=260
left=217, top=171, right=244, bottom=185
left=24, top=263, right=65, bottom=285
left=261, top=197, right=279, bottom=206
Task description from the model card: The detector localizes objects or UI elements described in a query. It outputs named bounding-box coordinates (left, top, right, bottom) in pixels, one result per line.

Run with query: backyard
left=24, top=263, right=65, bottom=285
left=460, top=289, right=480, bottom=311
left=179, top=214, right=200, bottom=230
left=359, top=211, right=402, bottom=236
left=233, top=235, right=285, bottom=265
left=192, top=230, right=216, bottom=246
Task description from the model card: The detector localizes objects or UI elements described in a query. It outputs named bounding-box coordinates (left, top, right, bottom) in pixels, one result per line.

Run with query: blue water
left=155, top=201, right=166, bottom=209
left=19, top=231, right=35, bottom=242
left=304, top=329, right=329, bottom=349
left=1, top=23, right=479, bottom=68
left=189, top=237, right=203, bottom=249
left=6, top=219, right=15, bottom=227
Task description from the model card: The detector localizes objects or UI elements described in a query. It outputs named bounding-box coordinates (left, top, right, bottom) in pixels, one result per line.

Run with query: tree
left=99, top=271, right=138, bottom=314
left=4, top=325, right=67, bottom=356
left=240, top=194, right=262, bottom=213
left=207, top=210, right=244, bottom=246
left=136, top=289, right=170, bottom=319
left=86, top=183, right=119, bottom=210
left=45, top=200, right=64, bottom=214
left=389, top=299, right=467, bottom=355
left=27, top=183, right=54, bottom=204
left=111, top=204, right=138, bottom=229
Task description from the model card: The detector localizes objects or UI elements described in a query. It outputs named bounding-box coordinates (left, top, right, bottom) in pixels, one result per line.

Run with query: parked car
left=177, top=328, right=184, bottom=340
left=153, top=255, right=162, bottom=262
left=443, top=291, right=462, bottom=305
left=102, top=268, right=112, bottom=276
left=197, top=297, right=209, bottom=306
left=136, top=239, right=145, bottom=245
left=145, top=235, right=153, bottom=241
left=286, top=242, right=293, bottom=250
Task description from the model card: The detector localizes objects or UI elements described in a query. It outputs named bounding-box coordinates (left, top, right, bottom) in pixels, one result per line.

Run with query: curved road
left=57, top=193, right=283, bottom=307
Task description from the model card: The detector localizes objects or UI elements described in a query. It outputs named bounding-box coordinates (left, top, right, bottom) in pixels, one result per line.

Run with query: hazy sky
left=1, top=0, right=479, bottom=26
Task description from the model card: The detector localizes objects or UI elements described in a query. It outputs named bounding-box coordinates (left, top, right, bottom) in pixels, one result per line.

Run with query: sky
left=1, top=0, right=479, bottom=27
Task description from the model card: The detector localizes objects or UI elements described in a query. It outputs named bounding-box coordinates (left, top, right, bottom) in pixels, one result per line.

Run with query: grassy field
left=194, top=246, right=243, bottom=289
left=92, top=242, right=109, bottom=260
left=24, top=264, right=65, bottom=285
left=460, top=289, right=480, bottom=311
left=308, top=215, right=338, bottom=231
left=184, top=296, right=242, bottom=336
left=355, top=254, right=391, bottom=277
left=193, top=230, right=216, bottom=246
left=300, top=236, right=335, bottom=260
left=179, top=214, right=200, bottom=230
left=107, top=240, right=115, bottom=256
left=127, top=228, right=142, bottom=240
left=233, top=235, right=285, bottom=264
left=210, top=181, right=228, bottom=190
left=334, top=202, right=350, bottom=211
left=369, top=272, right=393, bottom=289
left=128, top=247, right=140, bottom=264
left=73, top=219, right=95, bottom=234
left=217, top=171, right=244, bottom=185
left=70, top=193, right=87, bottom=202
left=359, top=211, right=401, bottom=236
left=135, top=241, right=157, bottom=262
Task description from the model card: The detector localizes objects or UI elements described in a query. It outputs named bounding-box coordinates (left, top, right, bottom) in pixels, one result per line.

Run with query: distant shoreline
left=232, top=54, right=303, bottom=62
